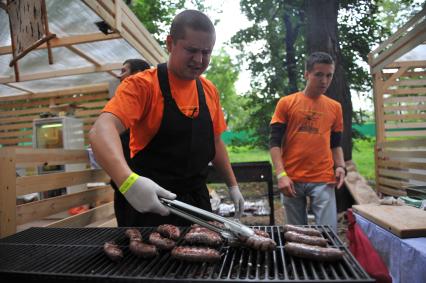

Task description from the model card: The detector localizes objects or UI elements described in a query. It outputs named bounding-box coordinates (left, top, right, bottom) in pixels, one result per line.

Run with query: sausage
left=283, top=224, right=323, bottom=237
left=171, top=246, right=221, bottom=263
left=284, top=242, right=344, bottom=261
left=284, top=231, right=328, bottom=247
left=157, top=224, right=180, bottom=240
left=129, top=239, right=158, bottom=258
left=103, top=241, right=123, bottom=262
left=149, top=232, right=176, bottom=250
left=244, top=234, right=277, bottom=251
left=184, top=227, right=223, bottom=246
left=125, top=228, right=142, bottom=241
left=253, top=228, right=270, bottom=238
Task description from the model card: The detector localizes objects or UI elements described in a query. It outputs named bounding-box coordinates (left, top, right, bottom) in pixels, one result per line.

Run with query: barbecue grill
left=0, top=226, right=373, bottom=282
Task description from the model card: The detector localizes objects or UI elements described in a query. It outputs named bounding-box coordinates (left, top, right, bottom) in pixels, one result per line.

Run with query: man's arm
left=332, top=146, right=345, bottom=189
left=269, top=123, right=296, bottom=197
left=89, top=112, right=175, bottom=215
left=89, top=113, right=131, bottom=186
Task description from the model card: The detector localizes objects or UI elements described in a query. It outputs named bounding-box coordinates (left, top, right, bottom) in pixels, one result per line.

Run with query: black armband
left=330, top=131, right=342, bottom=148
left=269, top=123, right=286, bottom=148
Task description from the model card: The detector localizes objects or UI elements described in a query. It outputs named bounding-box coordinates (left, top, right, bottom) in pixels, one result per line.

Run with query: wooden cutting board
left=352, top=204, right=426, bottom=238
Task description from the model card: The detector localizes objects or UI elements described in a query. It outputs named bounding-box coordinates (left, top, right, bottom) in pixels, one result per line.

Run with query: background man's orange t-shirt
left=103, top=68, right=227, bottom=158
left=271, top=92, right=343, bottom=183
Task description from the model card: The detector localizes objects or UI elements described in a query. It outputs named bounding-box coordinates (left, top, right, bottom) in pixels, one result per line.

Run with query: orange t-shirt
left=271, top=92, right=343, bottom=183
left=103, top=68, right=227, bottom=158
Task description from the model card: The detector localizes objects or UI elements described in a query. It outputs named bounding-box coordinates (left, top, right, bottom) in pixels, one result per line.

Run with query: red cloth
left=346, top=209, right=392, bottom=283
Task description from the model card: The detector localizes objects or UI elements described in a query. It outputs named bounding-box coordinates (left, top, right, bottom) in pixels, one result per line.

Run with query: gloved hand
left=119, top=173, right=176, bottom=216
left=228, top=185, right=245, bottom=219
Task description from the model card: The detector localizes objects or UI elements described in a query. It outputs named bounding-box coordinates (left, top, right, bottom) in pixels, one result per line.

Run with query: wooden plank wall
left=0, top=83, right=109, bottom=147
left=376, top=139, right=426, bottom=196
left=381, top=61, right=426, bottom=139
left=0, top=147, right=114, bottom=238
left=374, top=61, right=426, bottom=196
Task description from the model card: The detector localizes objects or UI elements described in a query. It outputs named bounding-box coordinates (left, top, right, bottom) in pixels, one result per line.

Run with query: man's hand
left=335, top=167, right=346, bottom=189
left=228, top=186, right=245, bottom=219
left=120, top=173, right=176, bottom=215
left=278, top=175, right=296, bottom=197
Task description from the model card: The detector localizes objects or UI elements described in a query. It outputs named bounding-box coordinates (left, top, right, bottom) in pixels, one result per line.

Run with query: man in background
left=269, top=52, right=346, bottom=232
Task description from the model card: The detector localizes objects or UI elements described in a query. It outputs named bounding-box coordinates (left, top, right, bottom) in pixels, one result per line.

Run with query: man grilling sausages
left=89, top=10, right=244, bottom=226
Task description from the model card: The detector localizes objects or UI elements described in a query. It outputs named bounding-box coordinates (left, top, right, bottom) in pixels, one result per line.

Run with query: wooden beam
left=385, top=130, right=426, bottom=137
left=385, top=60, right=426, bottom=68
left=382, top=66, right=408, bottom=90
left=370, top=7, right=426, bottom=58
left=66, top=46, right=101, bottom=66
left=0, top=63, right=122, bottom=84
left=383, top=104, right=426, bottom=112
left=378, top=168, right=426, bottom=182
left=46, top=202, right=114, bottom=228
left=16, top=186, right=113, bottom=225
left=384, top=113, right=426, bottom=121
left=377, top=159, right=426, bottom=170
left=385, top=122, right=426, bottom=130
left=0, top=83, right=109, bottom=102
left=385, top=87, right=426, bottom=95
left=378, top=149, right=426, bottom=159
left=377, top=138, right=426, bottom=148
left=0, top=32, right=121, bottom=55
left=16, top=169, right=110, bottom=196
left=384, top=95, right=426, bottom=104
left=0, top=148, right=17, bottom=238
left=13, top=148, right=89, bottom=167
left=371, top=23, right=426, bottom=74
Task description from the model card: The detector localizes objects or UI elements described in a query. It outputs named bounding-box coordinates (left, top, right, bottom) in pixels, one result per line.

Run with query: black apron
left=114, top=63, right=215, bottom=227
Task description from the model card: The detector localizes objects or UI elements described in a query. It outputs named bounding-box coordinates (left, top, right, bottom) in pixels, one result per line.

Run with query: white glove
left=120, top=173, right=176, bottom=216
left=228, top=185, right=245, bottom=219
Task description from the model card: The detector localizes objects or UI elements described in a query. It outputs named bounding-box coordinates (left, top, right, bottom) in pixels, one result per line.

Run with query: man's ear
left=304, top=70, right=309, bottom=80
left=166, top=35, right=173, bottom=53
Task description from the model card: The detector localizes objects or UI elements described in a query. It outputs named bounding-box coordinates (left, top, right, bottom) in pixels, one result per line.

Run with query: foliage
left=205, top=49, right=248, bottom=129
left=231, top=0, right=305, bottom=148
left=128, top=0, right=219, bottom=46
left=231, top=0, right=422, bottom=148
left=129, top=0, right=186, bottom=45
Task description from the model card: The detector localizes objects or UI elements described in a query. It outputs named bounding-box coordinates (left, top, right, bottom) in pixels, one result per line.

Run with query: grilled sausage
left=157, top=224, right=180, bottom=240
left=284, top=231, right=328, bottom=247
left=125, top=228, right=142, bottom=241
left=253, top=228, right=270, bottom=238
left=184, top=227, right=223, bottom=246
left=103, top=241, right=123, bottom=262
left=149, top=232, right=176, bottom=250
left=244, top=234, right=277, bottom=251
left=283, top=224, right=323, bottom=237
left=171, top=246, right=221, bottom=263
left=284, top=242, right=344, bottom=261
left=129, top=239, right=158, bottom=258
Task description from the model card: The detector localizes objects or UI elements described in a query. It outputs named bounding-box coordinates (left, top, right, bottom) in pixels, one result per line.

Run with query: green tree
left=231, top=0, right=421, bottom=150
left=205, top=49, right=247, bottom=129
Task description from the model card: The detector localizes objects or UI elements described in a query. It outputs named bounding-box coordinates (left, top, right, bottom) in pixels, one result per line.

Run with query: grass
left=226, top=138, right=376, bottom=181
left=352, top=138, right=375, bottom=181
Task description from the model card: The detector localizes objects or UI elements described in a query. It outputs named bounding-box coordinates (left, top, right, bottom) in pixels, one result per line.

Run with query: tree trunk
left=284, top=12, right=299, bottom=94
left=305, top=0, right=353, bottom=160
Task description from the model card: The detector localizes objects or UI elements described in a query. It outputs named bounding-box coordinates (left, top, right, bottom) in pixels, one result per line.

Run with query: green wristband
left=119, top=173, right=139, bottom=194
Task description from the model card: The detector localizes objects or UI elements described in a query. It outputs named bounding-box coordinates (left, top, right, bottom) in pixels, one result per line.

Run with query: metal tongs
left=160, top=198, right=254, bottom=244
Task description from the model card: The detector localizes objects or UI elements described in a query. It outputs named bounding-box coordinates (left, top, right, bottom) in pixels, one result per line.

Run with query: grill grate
left=0, top=226, right=373, bottom=282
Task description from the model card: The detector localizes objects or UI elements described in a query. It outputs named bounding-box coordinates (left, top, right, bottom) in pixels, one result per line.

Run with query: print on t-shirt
left=298, top=109, right=322, bottom=134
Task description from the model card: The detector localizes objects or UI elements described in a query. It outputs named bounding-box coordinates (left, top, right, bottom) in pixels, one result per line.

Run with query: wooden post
left=0, top=148, right=17, bottom=238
